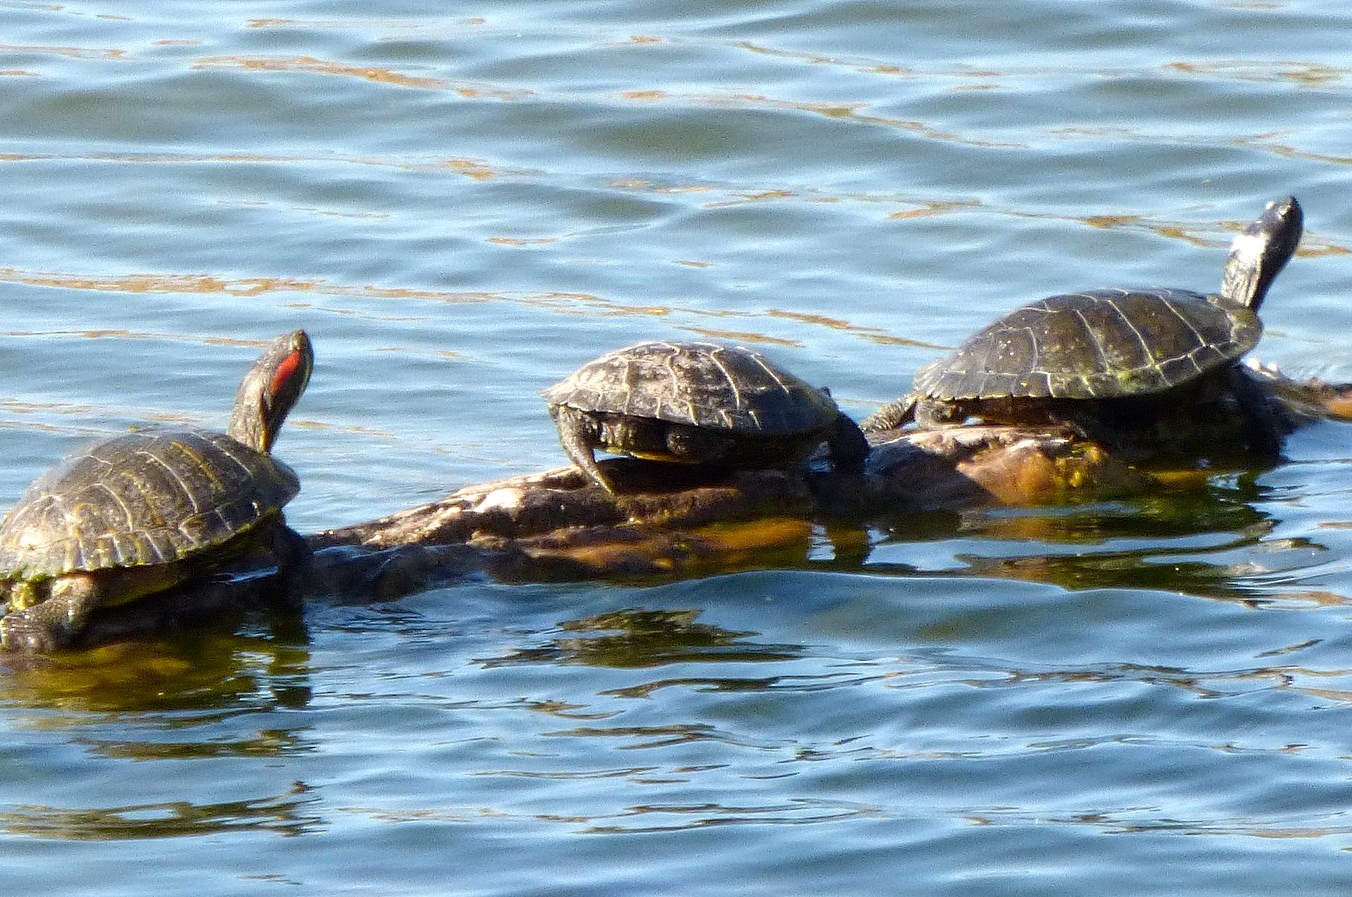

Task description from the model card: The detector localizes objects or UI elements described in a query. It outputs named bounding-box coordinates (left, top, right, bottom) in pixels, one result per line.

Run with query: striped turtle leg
left=552, top=405, right=615, bottom=493
left=861, top=395, right=916, bottom=432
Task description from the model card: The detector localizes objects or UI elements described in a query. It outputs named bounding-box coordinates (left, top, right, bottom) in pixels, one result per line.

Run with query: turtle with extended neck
left=864, top=196, right=1304, bottom=461
left=0, top=330, right=314, bottom=651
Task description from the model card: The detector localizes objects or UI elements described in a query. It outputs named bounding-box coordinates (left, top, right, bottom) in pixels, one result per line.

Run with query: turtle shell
left=542, top=340, right=839, bottom=435
left=915, top=287, right=1261, bottom=403
left=0, top=427, right=299, bottom=582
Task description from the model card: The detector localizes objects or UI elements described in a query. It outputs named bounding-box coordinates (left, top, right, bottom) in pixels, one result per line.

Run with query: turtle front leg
left=825, top=413, right=870, bottom=471
left=1225, top=364, right=1291, bottom=458
left=266, top=522, right=313, bottom=609
left=551, top=405, right=615, bottom=493
left=1, top=574, right=103, bottom=651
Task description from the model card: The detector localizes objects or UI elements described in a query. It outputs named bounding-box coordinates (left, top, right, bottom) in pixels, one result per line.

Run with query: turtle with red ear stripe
left=0, top=330, right=314, bottom=651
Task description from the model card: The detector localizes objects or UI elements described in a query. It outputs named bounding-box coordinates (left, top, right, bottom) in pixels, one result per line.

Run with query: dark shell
left=915, top=288, right=1261, bottom=402
left=0, top=428, right=299, bottom=581
left=542, top=341, right=839, bottom=435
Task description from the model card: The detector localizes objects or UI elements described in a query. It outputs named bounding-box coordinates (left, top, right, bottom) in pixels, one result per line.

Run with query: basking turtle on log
left=0, top=331, right=313, bottom=651
left=542, top=340, right=869, bottom=494
left=863, top=196, right=1304, bottom=463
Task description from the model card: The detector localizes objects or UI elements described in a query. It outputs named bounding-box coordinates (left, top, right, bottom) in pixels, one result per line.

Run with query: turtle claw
left=1, top=609, right=68, bottom=653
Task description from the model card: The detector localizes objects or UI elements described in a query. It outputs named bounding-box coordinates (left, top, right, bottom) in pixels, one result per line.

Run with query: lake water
left=4, top=1, right=1352, bottom=893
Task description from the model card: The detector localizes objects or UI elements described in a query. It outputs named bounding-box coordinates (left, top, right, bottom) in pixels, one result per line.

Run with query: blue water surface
left=3, top=1, right=1352, bottom=894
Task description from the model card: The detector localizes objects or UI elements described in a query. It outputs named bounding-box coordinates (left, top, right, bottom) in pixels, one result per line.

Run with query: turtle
left=0, top=329, right=314, bottom=651
left=862, top=196, right=1303, bottom=456
left=542, top=340, right=869, bottom=493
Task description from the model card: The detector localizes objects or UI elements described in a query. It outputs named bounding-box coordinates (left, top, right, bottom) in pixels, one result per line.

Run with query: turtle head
left=228, top=330, right=314, bottom=454
left=1220, top=195, right=1302, bottom=310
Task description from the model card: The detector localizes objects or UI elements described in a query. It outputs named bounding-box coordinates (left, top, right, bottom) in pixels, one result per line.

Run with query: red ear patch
left=270, top=350, right=305, bottom=397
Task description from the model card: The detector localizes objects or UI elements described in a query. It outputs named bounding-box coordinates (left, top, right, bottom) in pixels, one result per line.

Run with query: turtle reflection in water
left=0, top=330, right=314, bottom=651
left=543, top=340, right=869, bottom=494
left=865, top=196, right=1304, bottom=461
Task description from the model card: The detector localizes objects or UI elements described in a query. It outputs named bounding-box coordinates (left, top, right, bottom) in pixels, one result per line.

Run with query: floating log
left=41, top=370, right=1352, bottom=650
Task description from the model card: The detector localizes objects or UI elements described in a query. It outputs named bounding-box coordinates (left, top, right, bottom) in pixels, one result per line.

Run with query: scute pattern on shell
left=541, top=341, right=838, bottom=435
left=914, top=288, right=1261, bottom=402
left=0, top=428, right=300, bottom=580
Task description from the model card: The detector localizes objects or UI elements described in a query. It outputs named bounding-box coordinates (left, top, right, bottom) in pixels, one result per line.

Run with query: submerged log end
left=863, top=426, right=1154, bottom=509
left=1304, top=381, right=1352, bottom=422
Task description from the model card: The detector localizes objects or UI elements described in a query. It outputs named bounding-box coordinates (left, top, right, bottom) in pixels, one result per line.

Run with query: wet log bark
left=303, top=425, right=1150, bottom=583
